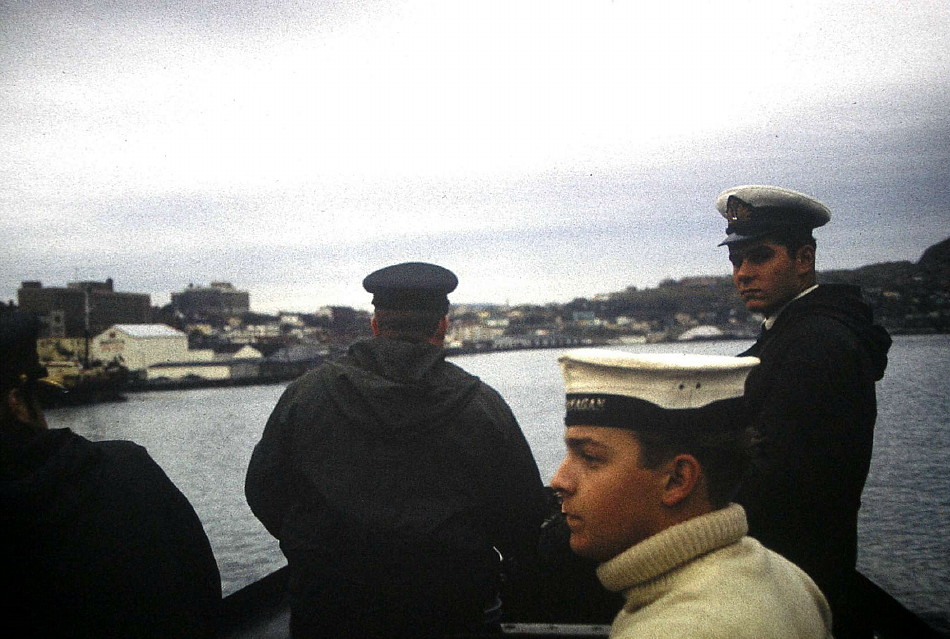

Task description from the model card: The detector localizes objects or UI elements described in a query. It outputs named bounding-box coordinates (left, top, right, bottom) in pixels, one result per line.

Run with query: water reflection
left=46, top=336, right=950, bottom=626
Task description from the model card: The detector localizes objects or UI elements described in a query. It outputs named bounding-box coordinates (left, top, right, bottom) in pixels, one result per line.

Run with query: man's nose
left=734, top=259, right=753, bottom=281
left=550, top=459, right=573, bottom=498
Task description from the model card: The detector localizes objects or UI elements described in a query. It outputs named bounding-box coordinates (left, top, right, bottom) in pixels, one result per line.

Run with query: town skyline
left=10, top=233, right=948, bottom=319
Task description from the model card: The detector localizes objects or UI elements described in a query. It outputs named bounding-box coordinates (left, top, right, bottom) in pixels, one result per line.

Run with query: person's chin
left=569, top=534, right=611, bottom=562
left=568, top=533, right=592, bottom=558
left=744, top=299, right=770, bottom=314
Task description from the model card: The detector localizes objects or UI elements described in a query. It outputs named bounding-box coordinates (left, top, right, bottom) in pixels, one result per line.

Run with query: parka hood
left=323, top=338, right=482, bottom=437
left=781, top=284, right=892, bottom=380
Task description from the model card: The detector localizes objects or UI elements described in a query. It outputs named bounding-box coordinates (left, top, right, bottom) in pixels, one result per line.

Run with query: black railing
left=216, top=567, right=948, bottom=639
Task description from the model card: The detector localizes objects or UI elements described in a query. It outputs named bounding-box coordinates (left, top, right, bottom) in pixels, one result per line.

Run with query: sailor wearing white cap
left=551, top=350, right=832, bottom=639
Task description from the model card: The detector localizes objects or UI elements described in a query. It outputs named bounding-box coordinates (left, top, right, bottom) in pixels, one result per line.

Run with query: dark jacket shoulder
left=744, top=284, right=891, bottom=381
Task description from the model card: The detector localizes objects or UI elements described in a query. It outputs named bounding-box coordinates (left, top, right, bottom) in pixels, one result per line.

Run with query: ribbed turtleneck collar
left=597, top=503, right=748, bottom=607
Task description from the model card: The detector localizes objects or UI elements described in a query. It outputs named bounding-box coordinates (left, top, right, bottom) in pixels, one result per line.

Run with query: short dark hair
left=632, top=422, right=752, bottom=509
left=763, top=227, right=817, bottom=255
left=373, top=307, right=444, bottom=343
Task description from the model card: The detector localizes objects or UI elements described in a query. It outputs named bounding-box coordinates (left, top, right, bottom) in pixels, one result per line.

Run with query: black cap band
left=565, top=393, right=746, bottom=432
left=371, top=290, right=450, bottom=314
left=724, top=205, right=818, bottom=237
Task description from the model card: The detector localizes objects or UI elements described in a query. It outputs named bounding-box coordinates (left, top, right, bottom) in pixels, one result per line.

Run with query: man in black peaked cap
left=0, top=311, right=221, bottom=639
left=715, top=185, right=892, bottom=639
left=245, top=262, right=549, bottom=638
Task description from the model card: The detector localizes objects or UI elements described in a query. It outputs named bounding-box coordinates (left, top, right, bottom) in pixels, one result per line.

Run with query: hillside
left=563, top=237, right=950, bottom=336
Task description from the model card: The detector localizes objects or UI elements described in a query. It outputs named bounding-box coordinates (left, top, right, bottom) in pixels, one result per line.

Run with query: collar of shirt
left=763, top=284, right=819, bottom=331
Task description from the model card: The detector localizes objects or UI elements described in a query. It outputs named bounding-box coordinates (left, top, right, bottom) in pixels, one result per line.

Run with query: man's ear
left=661, top=454, right=702, bottom=507
left=428, top=316, right=449, bottom=347
left=794, top=244, right=816, bottom=275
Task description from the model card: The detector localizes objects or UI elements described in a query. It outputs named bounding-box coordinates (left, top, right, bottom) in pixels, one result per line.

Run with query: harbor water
left=47, top=334, right=950, bottom=629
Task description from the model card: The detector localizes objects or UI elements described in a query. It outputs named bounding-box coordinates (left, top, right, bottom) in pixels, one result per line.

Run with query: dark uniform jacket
left=736, top=284, right=891, bottom=637
left=245, top=337, right=549, bottom=637
left=1, top=426, right=222, bottom=639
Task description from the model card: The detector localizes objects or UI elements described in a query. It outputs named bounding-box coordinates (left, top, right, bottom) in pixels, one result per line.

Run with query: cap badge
left=726, top=196, right=754, bottom=223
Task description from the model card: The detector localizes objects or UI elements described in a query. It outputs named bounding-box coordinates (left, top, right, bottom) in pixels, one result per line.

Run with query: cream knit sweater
left=597, top=504, right=833, bottom=639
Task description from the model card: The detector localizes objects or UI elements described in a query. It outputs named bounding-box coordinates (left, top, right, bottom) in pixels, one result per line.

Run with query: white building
left=92, top=324, right=213, bottom=372
left=94, top=324, right=185, bottom=371
left=677, top=325, right=726, bottom=341
left=93, top=324, right=266, bottom=381
left=447, top=322, right=506, bottom=344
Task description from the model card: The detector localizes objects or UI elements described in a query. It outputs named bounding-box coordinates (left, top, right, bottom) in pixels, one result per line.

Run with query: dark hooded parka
left=245, top=337, right=549, bottom=637
left=736, top=284, right=891, bottom=637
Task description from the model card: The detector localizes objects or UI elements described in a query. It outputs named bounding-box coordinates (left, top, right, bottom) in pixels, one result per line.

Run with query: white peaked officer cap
left=559, top=350, right=760, bottom=431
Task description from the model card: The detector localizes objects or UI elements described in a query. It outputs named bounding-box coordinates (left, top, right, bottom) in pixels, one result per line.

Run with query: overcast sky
left=2, top=1, right=948, bottom=313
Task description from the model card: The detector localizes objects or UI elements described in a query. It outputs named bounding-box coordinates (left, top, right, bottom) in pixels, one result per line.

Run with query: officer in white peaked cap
left=713, top=184, right=891, bottom=639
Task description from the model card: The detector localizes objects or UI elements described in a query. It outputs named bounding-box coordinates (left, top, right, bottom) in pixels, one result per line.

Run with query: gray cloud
left=3, top=1, right=948, bottom=311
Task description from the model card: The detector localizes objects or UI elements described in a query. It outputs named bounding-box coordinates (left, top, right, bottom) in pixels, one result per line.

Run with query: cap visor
left=718, top=231, right=769, bottom=246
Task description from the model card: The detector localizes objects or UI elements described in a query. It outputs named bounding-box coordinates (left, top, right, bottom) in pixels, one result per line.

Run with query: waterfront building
left=447, top=321, right=506, bottom=345
left=171, top=282, right=250, bottom=318
left=93, top=324, right=192, bottom=371
left=212, top=344, right=264, bottom=361
left=91, top=323, right=272, bottom=382
left=223, top=322, right=283, bottom=344
left=92, top=324, right=209, bottom=371
left=17, top=279, right=151, bottom=338
left=260, top=343, right=329, bottom=380
left=146, top=358, right=256, bottom=383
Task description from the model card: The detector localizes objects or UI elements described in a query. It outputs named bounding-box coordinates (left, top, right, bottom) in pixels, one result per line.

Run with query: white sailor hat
left=715, top=185, right=831, bottom=246
left=559, top=350, right=759, bottom=431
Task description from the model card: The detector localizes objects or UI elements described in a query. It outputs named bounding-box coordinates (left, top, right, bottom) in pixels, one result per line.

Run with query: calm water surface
left=48, top=334, right=950, bottom=627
